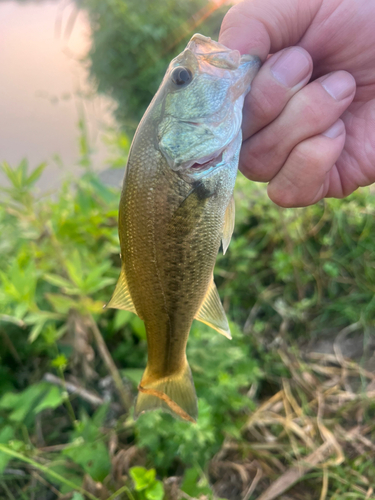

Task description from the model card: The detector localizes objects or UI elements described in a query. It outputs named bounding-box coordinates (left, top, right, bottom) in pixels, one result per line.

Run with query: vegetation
left=0, top=140, right=375, bottom=498
left=1, top=0, right=375, bottom=498
left=78, top=0, right=228, bottom=129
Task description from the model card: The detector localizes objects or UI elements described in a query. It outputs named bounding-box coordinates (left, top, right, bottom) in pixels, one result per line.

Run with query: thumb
left=219, top=0, right=322, bottom=59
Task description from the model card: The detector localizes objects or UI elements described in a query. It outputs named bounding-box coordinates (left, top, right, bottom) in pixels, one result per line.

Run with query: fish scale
left=108, top=34, right=260, bottom=422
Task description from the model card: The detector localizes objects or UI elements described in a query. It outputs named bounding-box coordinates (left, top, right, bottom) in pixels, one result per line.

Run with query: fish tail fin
left=134, top=361, right=198, bottom=423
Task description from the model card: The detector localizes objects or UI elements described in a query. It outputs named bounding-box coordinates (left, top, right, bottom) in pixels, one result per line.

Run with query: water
left=0, top=0, right=117, bottom=190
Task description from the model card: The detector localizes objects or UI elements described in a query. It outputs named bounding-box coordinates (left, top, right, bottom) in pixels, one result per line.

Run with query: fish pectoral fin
left=134, top=362, right=198, bottom=423
left=222, top=195, right=235, bottom=255
left=195, top=279, right=231, bottom=339
left=105, top=265, right=137, bottom=314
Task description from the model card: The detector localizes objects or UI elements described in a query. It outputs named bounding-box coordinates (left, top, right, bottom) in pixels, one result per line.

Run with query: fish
left=108, top=34, right=260, bottom=422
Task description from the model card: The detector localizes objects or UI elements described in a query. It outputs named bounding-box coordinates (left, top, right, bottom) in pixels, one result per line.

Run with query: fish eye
left=171, top=66, right=193, bottom=86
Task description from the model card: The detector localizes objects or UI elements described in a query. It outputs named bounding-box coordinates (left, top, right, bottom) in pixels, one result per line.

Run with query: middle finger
left=242, top=46, right=313, bottom=140
left=240, top=70, right=356, bottom=182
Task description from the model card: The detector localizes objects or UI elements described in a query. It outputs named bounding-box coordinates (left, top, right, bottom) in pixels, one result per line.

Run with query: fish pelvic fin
left=105, top=265, right=137, bottom=314
left=134, top=362, right=198, bottom=423
left=222, top=195, right=235, bottom=255
left=195, top=278, right=231, bottom=339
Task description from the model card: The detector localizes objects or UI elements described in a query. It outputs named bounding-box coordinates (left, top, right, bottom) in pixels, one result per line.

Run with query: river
left=0, top=0, right=117, bottom=191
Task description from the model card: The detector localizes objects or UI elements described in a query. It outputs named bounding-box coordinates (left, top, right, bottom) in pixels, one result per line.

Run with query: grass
left=0, top=150, right=375, bottom=500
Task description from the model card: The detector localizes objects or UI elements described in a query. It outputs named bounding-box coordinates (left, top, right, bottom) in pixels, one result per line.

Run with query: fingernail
left=322, top=120, right=345, bottom=138
left=321, top=72, right=355, bottom=100
left=270, top=48, right=311, bottom=87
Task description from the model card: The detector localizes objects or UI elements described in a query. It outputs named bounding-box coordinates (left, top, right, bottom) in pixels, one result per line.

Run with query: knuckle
left=293, top=94, right=323, bottom=130
left=292, top=141, right=321, bottom=167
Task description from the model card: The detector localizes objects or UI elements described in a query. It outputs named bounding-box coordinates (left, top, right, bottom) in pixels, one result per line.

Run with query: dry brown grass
left=208, top=345, right=375, bottom=500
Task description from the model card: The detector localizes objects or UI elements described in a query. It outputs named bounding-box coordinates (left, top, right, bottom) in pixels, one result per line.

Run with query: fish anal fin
left=105, top=266, right=137, bottom=314
left=134, top=362, right=197, bottom=423
left=222, top=195, right=235, bottom=255
left=195, top=279, right=231, bottom=339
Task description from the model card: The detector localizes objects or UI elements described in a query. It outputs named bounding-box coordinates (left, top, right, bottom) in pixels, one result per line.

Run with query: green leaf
left=44, top=273, right=75, bottom=290
left=113, top=309, right=133, bottom=330
left=25, top=162, right=47, bottom=186
left=122, top=368, right=143, bottom=386
left=130, top=467, right=156, bottom=491
left=48, top=463, right=83, bottom=495
left=46, top=293, right=77, bottom=314
left=71, top=493, right=85, bottom=500
left=323, top=261, right=340, bottom=278
left=33, top=386, right=64, bottom=414
left=64, top=441, right=111, bottom=482
left=24, top=311, right=62, bottom=325
left=131, top=316, right=146, bottom=340
left=28, top=319, right=47, bottom=343
left=0, top=392, right=21, bottom=410
left=0, top=383, right=50, bottom=422
left=91, top=403, right=110, bottom=428
left=84, top=277, right=115, bottom=294
left=65, top=255, right=84, bottom=289
left=0, top=426, right=14, bottom=443
left=145, top=480, right=164, bottom=500
left=25, top=310, right=64, bottom=342
left=181, top=467, right=212, bottom=497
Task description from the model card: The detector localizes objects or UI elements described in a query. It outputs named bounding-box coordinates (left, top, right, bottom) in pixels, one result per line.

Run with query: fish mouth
left=175, top=134, right=240, bottom=182
left=162, top=145, right=226, bottom=181
left=184, top=149, right=224, bottom=174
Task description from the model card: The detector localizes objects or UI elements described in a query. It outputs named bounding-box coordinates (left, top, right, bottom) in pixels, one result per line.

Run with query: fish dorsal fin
left=195, top=278, right=231, bottom=339
left=106, top=265, right=137, bottom=314
left=222, top=195, right=235, bottom=255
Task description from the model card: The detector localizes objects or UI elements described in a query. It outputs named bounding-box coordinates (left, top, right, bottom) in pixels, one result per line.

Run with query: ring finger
left=240, top=70, right=356, bottom=182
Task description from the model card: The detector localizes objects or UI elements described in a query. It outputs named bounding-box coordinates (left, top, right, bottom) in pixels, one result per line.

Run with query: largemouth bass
left=108, top=34, right=260, bottom=422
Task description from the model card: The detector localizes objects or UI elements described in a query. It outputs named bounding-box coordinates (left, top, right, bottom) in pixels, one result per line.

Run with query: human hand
left=219, top=0, right=375, bottom=207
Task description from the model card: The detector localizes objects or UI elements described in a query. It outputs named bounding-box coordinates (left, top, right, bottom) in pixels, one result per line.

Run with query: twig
left=1, top=330, right=22, bottom=364
left=0, top=315, right=25, bottom=327
left=0, top=481, right=16, bottom=500
left=107, top=485, right=136, bottom=500
left=2, top=468, right=26, bottom=477
left=35, top=413, right=45, bottom=448
left=242, top=467, right=263, bottom=500
left=319, top=467, right=328, bottom=500
left=255, top=441, right=333, bottom=500
left=43, top=372, right=122, bottom=412
left=88, top=316, right=133, bottom=411
left=37, top=443, right=71, bottom=452
left=31, top=471, right=61, bottom=498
